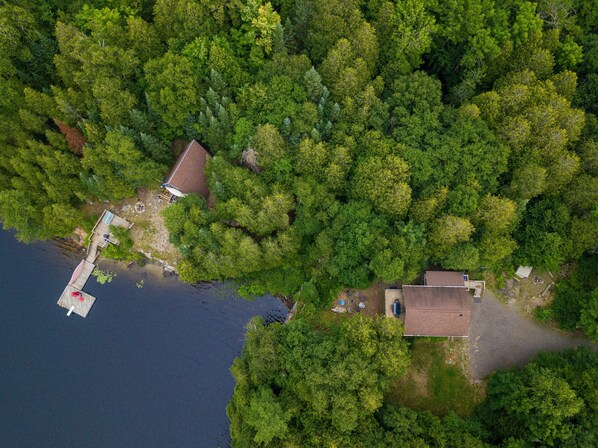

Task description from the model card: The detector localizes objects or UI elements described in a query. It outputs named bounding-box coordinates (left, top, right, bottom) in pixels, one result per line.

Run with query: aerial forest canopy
left=0, top=0, right=597, bottom=308
left=229, top=317, right=598, bottom=447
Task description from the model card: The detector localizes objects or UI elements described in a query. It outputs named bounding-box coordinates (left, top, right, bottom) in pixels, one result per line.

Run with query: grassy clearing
left=387, top=338, right=484, bottom=416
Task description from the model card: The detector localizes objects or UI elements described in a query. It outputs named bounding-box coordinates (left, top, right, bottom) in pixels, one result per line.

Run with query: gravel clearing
left=468, top=290, right=598, bottom=379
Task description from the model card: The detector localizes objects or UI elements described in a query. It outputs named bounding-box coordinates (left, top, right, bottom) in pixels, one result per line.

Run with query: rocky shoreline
left=53, top=234, right=178, bottom=278
left=54, top=234, right=297, bottom=313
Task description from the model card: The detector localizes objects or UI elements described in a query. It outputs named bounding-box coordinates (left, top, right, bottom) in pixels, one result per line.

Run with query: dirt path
left=468, top=290, right=597, bottom=379
left=81, top=188, right=180, bottom=266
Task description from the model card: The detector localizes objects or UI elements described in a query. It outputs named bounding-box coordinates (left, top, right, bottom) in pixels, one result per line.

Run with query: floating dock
left=56, top=209, right=131, bottom=318
left=57, top=284, right=96, bottom=318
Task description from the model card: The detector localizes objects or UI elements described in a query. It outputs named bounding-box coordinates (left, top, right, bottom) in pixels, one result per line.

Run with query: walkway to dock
left=56, top=210, right=132, bottom=318
left=69, top=259, right=95, bottom=290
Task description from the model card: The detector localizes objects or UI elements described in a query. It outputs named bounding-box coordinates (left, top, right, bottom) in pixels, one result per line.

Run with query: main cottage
left=388, top=271, right=478, bottom=337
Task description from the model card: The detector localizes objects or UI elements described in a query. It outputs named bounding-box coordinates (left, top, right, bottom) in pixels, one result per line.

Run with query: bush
left=550, top=280, right=584, bottom=330
left=479, top=348, right=596, bottom=446
left=102, top=225, right=142, bottom=263
left=533, top=306, right=553, bottom=322
left=549, top=254, right=598, bottom=334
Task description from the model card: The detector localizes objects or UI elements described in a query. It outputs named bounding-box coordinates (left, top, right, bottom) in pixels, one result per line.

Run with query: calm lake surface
left=0, top=230, right=287, bottom=447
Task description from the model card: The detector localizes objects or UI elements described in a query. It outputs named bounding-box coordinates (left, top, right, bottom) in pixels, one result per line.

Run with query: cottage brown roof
left=425, top=271, right=465, bottom=287
left=403, top=286, right=471, bottom=337
left=163, top=140, right=211, bottom=199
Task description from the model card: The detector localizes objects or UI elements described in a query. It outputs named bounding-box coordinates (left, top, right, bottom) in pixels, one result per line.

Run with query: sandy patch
left=82, top=188, right=180, bottom=268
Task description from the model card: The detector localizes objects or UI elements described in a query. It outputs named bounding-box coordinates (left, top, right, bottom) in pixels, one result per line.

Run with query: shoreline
left=53, top=234, right=295, bottom=311
left=54, top=233, right=177, bottom=277
left=0, top=228, right=289, bottom=447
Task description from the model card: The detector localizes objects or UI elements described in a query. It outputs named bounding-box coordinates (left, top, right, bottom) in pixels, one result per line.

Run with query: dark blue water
left=0, top=230, right=287, bottom=447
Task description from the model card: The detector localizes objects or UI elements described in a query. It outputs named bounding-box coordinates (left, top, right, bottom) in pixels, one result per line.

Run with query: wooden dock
left=57, top=284, right=96, bottom=318
left=57, top=258, right=97, bottom=318
left=69, top=260, right=95, bottom=290
left=56, top=209, right=131, bottom=318
left=90, top=210, right=132, bottom=248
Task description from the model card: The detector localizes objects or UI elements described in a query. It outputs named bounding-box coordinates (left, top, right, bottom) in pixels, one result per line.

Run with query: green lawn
left=386, top=338, right=484, bottom=416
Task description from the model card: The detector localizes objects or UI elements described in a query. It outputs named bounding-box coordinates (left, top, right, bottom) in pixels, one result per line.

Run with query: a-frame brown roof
left=403, top=286, right=471, bottom=337
left=163, top=140, right=211, bottom=199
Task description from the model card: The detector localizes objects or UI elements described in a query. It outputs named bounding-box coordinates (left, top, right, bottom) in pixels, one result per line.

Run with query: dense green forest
left=229, top=316, right=598, bottom=447
left=1, top=0, right=596, bottom=317
left=1, top=1, right=597, bottom=446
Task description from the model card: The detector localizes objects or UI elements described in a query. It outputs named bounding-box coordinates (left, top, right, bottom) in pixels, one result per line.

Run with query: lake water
left=0, top=230, right=287, bottom=447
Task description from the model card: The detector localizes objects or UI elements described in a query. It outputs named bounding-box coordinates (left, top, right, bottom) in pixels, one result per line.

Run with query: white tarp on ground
left=515, top=266, right=533, bottom=279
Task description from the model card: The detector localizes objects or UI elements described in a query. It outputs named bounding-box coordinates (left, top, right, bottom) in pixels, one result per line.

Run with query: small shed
left=515, top=266, right=533, bottom=279
left=403, top=285, right=471, bottom=337
left=162, top=140, right=212, bottom=199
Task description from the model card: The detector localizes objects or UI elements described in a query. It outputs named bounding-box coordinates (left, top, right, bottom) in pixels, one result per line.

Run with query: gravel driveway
left=468, top=290, right=598, bottom=379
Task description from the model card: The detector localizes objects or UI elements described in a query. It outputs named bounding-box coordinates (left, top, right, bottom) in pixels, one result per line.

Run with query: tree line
left=0, top=1, right=596, bottom=323
left=228, top=316, right=598, bottom=447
